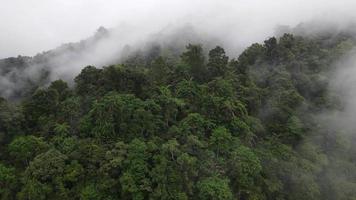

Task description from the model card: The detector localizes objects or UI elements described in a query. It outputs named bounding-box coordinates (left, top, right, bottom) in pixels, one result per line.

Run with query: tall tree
left=207, top=46, right=229, bottom=78
left=181, top=44, right=206, bottom=82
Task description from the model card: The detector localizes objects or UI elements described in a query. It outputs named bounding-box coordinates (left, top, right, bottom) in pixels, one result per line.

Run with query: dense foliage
left=0, top=33, right=356, bottom=200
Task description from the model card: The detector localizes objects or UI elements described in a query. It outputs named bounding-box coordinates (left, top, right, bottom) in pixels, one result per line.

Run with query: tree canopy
left=0, top=33, right=355, bottom=200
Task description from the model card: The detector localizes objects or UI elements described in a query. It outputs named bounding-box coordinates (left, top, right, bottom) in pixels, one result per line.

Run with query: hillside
left=0, top=32, right=356, bottom=200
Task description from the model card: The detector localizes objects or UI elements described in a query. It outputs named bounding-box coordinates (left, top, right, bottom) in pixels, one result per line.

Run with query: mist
left=292, top=48, right=356, bottom=199
left=2, top=0, right=356, bottom=102
left=320, top=49, right=356, bottom=131
left=1, top=0, right=356, bottom=100
left=2, top=0, right=356, bottom=58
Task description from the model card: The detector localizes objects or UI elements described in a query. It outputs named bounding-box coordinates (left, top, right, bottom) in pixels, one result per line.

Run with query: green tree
left=8, top=135, right=49, bottom=166
left=228, top=145, right=262, bottom=197
left=48, top=79, right=71, bottom=101
left=209, top=126, right=232, bottom=158
left=181, top=44, right=206, bottom=82
left=149, top=56, right=171, bottom=85
left=20, top=149, right=68, bottom=199
left=207, top=46, right=229, bottom=78
left=80, top=93, right=161, bottom=141
left=0, top=99, right=23, bottom=152
left=120, top=139, right=151, bottom=200
left=0, top=163, right=17, bottom=200
left=22, top=88, right=59, bottom=129
left=75, top=66, right=102, bottom=96
left=197, top=177, right=233, bottom=200
left=179, top=113, right=215, bottom=140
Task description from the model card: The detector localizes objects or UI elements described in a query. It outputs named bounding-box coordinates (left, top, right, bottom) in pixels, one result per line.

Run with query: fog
left=2, top=0, right=356, bottom=99
left=328, top=49, right=356, bottom=132
left=1, top=0, right=356, bottom=58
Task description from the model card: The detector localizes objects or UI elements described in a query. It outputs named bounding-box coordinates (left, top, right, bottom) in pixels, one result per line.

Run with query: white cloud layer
left=1, top=0, right=356, bottom=58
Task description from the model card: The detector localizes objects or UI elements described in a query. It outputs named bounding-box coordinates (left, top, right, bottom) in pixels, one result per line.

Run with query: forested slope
left=0, top=33, right=355, bottom=200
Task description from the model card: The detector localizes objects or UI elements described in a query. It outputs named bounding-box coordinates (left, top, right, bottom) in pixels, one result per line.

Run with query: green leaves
left=227, top=145, right=262, bottom=198
left=80, top=93, right=162, bottom=141
left=8, top=135, right=49, bottom=166
left=181, top=44, right=207, bottom=83
left=0, top=33, right=355, bottom=200
left=179, top=113, right=215, bottom=140
left=19, top=149, right=69, bottom=199
left=197, top=177, right=233, bottom=200
left=25, top=149, right=67, bottom=182
left=149, top=57, right=171, bottom=85
left=209, top=126, right=232, bottom=158
left=120, top=139, right=151, bottom=200
left=207, top=46, right=229, bottom=78
left=0, top=163, right=17, bottom=199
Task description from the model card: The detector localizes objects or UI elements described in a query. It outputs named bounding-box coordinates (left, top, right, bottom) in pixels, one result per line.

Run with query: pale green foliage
left=197, top=177, right=233, bottom=200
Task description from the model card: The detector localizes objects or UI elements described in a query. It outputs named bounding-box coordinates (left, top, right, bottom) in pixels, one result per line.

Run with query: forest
left=0, top=32, right=356, bottom=200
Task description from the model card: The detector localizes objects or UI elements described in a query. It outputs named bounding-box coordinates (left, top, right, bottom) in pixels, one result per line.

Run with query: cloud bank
left=2, top=0, right=356, bottom=99
left=2, top=0, right=356, bottom=58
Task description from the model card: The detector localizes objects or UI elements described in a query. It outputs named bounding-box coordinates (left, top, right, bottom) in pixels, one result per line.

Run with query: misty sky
left=1, top=0, right=356, bottom=58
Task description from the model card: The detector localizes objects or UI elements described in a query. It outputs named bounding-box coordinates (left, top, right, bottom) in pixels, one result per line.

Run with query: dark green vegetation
left=1, top=33, right=356, bottom=200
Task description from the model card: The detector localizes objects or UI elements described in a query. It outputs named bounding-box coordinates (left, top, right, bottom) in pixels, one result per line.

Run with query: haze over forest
left=1, top=1, right=356, bottom=200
